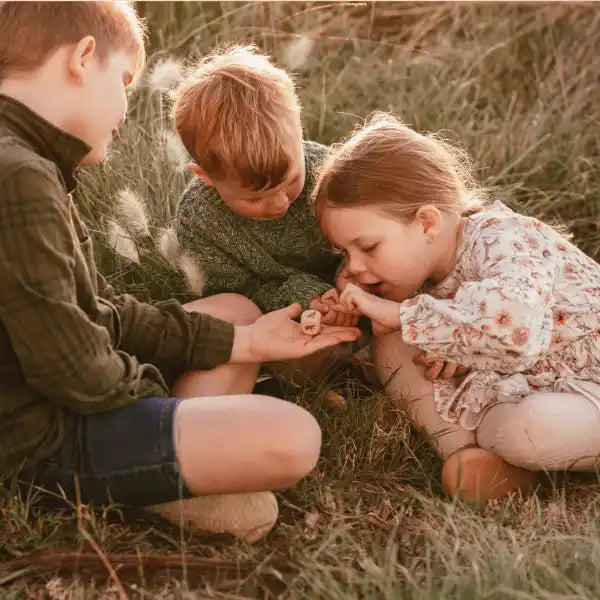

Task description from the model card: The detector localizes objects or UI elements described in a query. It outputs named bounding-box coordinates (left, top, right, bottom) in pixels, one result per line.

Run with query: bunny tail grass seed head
left=115, top=188, right=150, bottom=237
left=177, top=254, right=205, bottom=295
left=157, top=225, right=180, bottom=267
left=107, top=221, right=140, bottom=263
left=162, top=130, right=190, bottom=172
left=281, top=35, right=315, bottom=71
left=148, top=57, right=183, bottom=92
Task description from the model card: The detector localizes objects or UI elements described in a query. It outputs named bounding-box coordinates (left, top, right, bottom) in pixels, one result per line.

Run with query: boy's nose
left=270, top=194, right=289, bottom=214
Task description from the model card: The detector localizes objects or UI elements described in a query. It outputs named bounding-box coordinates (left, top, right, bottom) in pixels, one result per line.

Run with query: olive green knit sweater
left=175, top=141, right=340, bottom=312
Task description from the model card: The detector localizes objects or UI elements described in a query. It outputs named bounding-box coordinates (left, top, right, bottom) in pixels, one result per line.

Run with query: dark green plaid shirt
left=0, top=94, right=234, bottom=479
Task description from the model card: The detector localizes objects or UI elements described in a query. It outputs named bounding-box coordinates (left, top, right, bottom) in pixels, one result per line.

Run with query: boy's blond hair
left=0, top=1, right=146, bottom=81
left=173, top=44, right=302, bottom=191
left=314, top=113, right=487, bottom=223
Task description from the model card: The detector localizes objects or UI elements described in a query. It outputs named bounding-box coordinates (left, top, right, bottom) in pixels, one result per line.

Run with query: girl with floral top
left=313, top=113, right=600, bottom=504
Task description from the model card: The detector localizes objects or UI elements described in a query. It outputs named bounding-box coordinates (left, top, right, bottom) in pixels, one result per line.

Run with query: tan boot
left=441, top=447, right=538, bottom=505
left=146, top=491, right=278, bottom=542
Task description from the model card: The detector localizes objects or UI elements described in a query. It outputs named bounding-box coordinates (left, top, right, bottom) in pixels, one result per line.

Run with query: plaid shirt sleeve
left=96, top=273, right=234, bottom=381
left=0, top=164, right=232, bottom=412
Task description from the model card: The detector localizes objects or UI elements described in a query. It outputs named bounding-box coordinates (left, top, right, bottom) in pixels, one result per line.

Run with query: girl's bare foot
left=441, top=447, right=538, bottom=504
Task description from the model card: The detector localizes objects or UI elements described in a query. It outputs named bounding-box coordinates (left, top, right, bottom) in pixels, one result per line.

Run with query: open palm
left=249, top=304, right=361, bottom=362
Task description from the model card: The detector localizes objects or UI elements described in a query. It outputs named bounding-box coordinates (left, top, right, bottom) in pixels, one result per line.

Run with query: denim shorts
left=14, top=397, right=194, bottom=507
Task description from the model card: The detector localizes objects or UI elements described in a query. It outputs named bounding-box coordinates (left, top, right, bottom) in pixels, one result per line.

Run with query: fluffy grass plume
left=147, top=57, right=183, bottom=92
left=115, top=187, right=150, bottom=237
left=157, top=224, right=181, bottom=267
left=176, top=253, right=205, bottom=296
left=106, top=220, right=139, bottom=263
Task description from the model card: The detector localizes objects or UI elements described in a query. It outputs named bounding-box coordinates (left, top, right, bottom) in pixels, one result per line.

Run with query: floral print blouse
left=399, top=201, right=600, bottom=430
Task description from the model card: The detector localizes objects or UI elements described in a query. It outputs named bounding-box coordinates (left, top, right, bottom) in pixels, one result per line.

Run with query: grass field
left=1, top=2, right=600, bottom=598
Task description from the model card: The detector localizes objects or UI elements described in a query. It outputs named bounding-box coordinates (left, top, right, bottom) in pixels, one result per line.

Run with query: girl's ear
left=187, top=163, right=215, bottom=187
left=68, top=36, right=96, bottom=84
left=414, top=205, right=442, bottom=240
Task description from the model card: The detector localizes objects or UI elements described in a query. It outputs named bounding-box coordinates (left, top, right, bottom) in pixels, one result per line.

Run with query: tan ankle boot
left=146, top=491, right=278, bottom=542
left=441, top=447, right=538, bottom=504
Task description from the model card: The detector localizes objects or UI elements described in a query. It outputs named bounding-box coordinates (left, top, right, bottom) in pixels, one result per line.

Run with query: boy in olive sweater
left=173, top=45, right=355, bottom=326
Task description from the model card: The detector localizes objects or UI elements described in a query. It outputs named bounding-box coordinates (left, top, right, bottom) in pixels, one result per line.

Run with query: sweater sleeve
left=399, top=212, right=558, bottom=372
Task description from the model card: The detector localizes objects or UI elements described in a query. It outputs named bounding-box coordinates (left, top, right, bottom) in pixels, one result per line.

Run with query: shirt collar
left=0, top=93, right=92, bottom=191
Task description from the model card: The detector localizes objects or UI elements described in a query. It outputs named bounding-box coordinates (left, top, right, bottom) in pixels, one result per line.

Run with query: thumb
left=412, top=352, right=426, bottom=366
left=283, top=303, right=303, bottom=319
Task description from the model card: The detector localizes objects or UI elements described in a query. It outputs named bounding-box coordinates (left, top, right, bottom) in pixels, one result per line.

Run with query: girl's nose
left=346, top=254, right=366, bottom=276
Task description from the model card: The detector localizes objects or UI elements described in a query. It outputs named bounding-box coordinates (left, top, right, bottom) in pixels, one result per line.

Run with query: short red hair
left=172, top=44, right=302, bottom=190
left=0, top=1, right=146, bottom=80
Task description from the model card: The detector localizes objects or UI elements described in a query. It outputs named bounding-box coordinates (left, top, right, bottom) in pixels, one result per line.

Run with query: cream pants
left=375, top=331, right=600, bottom=471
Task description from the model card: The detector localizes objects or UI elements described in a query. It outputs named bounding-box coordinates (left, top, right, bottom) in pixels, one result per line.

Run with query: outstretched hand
left=230, top=304, right=361, bottom=363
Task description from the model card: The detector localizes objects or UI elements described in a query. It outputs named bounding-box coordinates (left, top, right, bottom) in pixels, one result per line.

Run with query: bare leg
left=173, top=394, right=322, bottom=494
left=172, top=293, right=261, bottom=397
left=147, top=393, right=321, bottom=541
left=148, top=294, right=321, bottom=540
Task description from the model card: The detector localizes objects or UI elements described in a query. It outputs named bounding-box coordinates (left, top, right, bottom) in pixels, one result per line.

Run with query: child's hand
left=338, top=283, right=401, bottom=334
left=412, top=351, right=470, bottom=381
left=310, top=290, right=358, bottom=327
left=231, top=304, right=361, bottom=363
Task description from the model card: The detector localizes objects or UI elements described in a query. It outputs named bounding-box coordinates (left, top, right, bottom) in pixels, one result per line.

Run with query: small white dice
left=300, top=309, right=322, bottom=335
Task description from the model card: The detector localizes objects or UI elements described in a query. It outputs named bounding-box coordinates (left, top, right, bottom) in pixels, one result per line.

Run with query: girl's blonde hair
left=313, top=113, right=487, bottom=222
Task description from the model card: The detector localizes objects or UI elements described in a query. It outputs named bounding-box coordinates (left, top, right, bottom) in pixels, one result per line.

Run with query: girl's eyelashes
left=331, top=243, right=377, bottom=255
left=360, top=242, right=379, bottom=254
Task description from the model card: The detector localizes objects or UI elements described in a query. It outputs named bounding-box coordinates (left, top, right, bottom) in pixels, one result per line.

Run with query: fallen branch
left=0, top=548, right=256, bottom=585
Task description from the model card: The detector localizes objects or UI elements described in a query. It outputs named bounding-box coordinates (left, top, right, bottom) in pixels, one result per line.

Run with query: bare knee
left=174, top=394, right=321, bottom=495
left=260, top=398, right=322, bottom=487
left=184, top=293, right=262, bottom=325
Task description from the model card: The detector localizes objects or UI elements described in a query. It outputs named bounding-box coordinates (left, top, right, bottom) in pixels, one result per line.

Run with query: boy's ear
left=187, top=163, right=215, bottom=187
left=68, top=36, right=96, bottom=84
